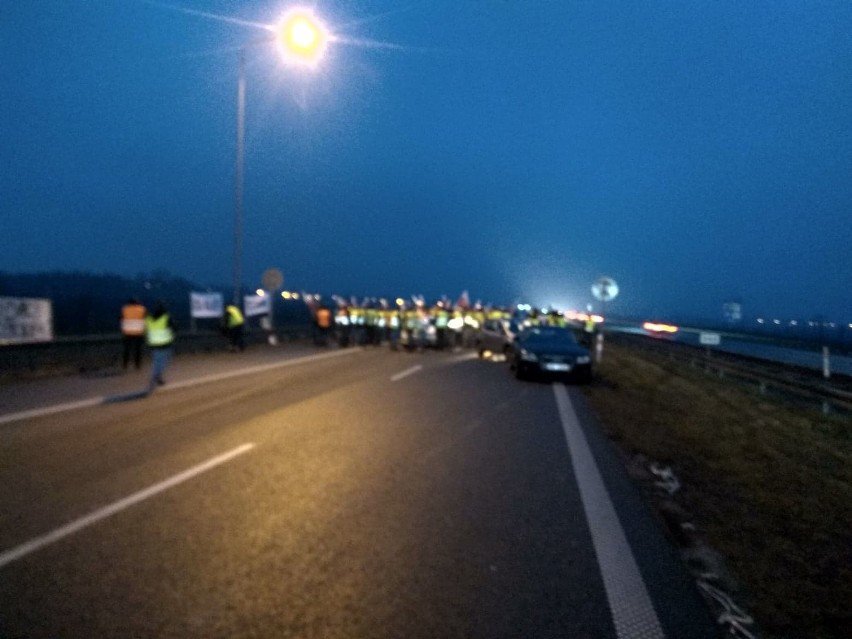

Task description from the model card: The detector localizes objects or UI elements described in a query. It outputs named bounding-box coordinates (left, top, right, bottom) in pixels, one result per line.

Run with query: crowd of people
left=307, top=297, right=598, bottom=351
left=119, top=294, right=600, bottom=394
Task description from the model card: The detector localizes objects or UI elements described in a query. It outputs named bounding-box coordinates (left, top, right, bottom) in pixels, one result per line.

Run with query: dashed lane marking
left=0, top=443, right=256, bottom=569
left=390, top=365, right=423, bottom=382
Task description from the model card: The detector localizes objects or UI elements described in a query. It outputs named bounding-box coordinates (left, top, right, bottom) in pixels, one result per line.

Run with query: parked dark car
left=509, top=326, right=592, bottom=382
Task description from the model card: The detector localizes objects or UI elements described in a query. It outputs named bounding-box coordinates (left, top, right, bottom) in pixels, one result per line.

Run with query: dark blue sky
left=2, top=1, right=851, bottom=322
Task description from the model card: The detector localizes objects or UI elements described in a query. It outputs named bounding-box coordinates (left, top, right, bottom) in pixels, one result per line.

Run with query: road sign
left=699, top=332, right=721, bottom=346
left=592, top=277, right=619, bottom=302
left=262, top=268, right=283, bottom=291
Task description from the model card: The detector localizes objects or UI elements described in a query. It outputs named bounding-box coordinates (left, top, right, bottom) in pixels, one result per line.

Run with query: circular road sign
left=592, top=277, right=619, bottom=302
left=262, top=268, right=284, bottom=291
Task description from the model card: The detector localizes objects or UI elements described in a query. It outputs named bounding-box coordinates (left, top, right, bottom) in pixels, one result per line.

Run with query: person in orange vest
left=120, top=297, right=147, bottom=370
left=315, top=303, right=332, bottom=346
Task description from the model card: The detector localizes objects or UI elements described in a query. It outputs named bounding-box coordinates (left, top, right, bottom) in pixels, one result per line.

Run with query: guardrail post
left=822, top=346, right=831, bottom=379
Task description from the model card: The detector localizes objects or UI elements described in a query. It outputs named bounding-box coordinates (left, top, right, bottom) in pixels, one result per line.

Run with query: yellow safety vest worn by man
left=145, top=313, right=175, bottom=347
left=145, top=303, right=175, bottom=389
left=224, top=304, right=246, bottom=352
left=226, top=305, right=245, bottom=328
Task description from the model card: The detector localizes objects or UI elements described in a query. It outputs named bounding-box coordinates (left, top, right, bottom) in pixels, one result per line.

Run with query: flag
left=456, top=290, right=470, bottom=309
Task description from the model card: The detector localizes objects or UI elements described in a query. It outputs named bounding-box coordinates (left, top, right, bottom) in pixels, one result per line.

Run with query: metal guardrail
left=606, top=331, right=852, bottom=415
left=0, top=326, right=314, bottom=382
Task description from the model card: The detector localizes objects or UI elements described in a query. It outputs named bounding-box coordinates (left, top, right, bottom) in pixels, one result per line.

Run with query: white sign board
left=243, top=294, right=271, bottom=317
left=190, top=292, right=224, bottom=319
left=699, top=332, right=721, bottom=346
left=0, top=297, right=53, bottom=344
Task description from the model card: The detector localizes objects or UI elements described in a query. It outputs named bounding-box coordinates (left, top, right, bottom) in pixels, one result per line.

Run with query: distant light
left=773, top=319, right=781, bottom=325
left=256, top=289, right=265, bottom=296
left=848, top=323, right=852, bottom=329
left=281, top=291, right=291, bottom=299
left=292, top=293, right=300, bottom=300
left=757, top=318, right=765, bottom=324
left=592, top=315, right=604, bottom=323
left=643, top=322, right=678, bottom=333
left=790, top=320, right=797, bottom=326
left=396, top=298, right=405, bottom=307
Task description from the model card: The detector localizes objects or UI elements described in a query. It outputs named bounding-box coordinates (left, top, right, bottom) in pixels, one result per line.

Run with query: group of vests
left=330, top=305, right=512, bottom=332
left=121, top=302, right=174, bottom=347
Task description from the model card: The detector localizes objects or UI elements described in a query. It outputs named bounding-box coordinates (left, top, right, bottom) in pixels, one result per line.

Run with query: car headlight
left=520, top=349, right=538, bottom=362
left=576, top=355, right=591, bottom=365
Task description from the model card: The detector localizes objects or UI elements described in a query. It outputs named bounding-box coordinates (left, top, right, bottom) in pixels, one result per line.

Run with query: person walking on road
left=145, top=300, right=175, bottom=391
left=223, top=303, right=246, bottom=352
left=120, top=297, right=146, bottom=370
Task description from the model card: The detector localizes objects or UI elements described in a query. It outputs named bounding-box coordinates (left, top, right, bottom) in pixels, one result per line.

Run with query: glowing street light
left=232, top=8, right=330, bottom=305
left=276, top=9, right=328, bottom=67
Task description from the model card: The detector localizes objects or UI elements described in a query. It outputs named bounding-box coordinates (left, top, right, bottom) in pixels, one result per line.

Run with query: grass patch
left=585, top=342, right=851, bottom=639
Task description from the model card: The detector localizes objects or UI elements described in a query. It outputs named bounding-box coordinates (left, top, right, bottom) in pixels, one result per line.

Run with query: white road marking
left=159, top=348, right=360, bottom=393
left=390, top=365, right=423, bottom=382
left=448, top=352, right=478, bottom=364
left=553, top=384, right=665, bottom=639
left=0, top=443, right=256, bottom=569
left=0, top=398, right=103, bottom=426
left=0, top=348, right=360, bottom=425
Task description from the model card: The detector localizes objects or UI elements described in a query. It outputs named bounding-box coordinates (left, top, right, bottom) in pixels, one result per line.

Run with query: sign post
left=261, top=268, right=284, bottom=345
left=591, top=277, right=619, bottom=363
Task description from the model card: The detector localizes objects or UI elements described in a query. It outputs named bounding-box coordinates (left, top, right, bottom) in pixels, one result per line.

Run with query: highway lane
left=0, top=347, right=716, bottom=638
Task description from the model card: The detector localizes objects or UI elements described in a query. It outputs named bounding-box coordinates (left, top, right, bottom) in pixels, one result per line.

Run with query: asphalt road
left=0, top=346, right=717, bottom=638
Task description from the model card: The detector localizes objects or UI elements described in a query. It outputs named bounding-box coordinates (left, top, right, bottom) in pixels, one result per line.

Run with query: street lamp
left=232, top=8, right=329, bottom=305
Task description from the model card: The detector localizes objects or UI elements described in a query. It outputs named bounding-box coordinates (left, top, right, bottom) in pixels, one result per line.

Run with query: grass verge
left=585, top=342, right=851, bottom=639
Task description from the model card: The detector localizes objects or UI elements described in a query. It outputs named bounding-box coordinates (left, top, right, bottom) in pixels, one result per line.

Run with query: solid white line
left=0, top=398, right=103, bottom=426
left=0, top=348, right=361, bottom=425
left=0, top=443, right=256, bottom=570
left=390, top=365, right=423, bottom=382
left=553, top=385, right=665, bottom=639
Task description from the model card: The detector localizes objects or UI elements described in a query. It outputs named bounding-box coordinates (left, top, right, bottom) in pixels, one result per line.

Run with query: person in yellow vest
left=433, top=301, right=449, bottom=350
left=145, top=300, right=175, bottom=390
left=120, top=297, right=146, bottom=370
left=224, top=304, right=245, bottom=352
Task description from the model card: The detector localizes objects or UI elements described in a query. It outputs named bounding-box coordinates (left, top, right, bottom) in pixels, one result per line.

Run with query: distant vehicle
left=509, top=326, right=592, bottom=383
left=476, top=318, right=520, bottom=358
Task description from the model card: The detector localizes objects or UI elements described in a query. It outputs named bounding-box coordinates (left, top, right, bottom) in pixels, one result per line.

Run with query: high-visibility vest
left=317, top=308, right=332, bottom=328
left=226, top=305, right=244, bottom=328
left=121, top=304, right=146, bottom=336
left=145, top=314, right=174, bottom=347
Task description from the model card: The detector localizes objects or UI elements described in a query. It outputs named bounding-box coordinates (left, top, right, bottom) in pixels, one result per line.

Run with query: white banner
left=190, top=292, right=224, bottom=319
left=0, top=297, right=54, bottom=344
left=243, top=294, right=271, bottom=317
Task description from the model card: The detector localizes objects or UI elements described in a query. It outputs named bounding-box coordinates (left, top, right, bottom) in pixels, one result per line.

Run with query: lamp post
left=233, top=49, right=246, bottom=306
left=231, top=8, right=329, bottom=306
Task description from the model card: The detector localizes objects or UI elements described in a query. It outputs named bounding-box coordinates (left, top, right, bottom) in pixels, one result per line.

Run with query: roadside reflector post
left=595, top=332, right=604, bottom=364
left=822, top=346, right=831, bottom=379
